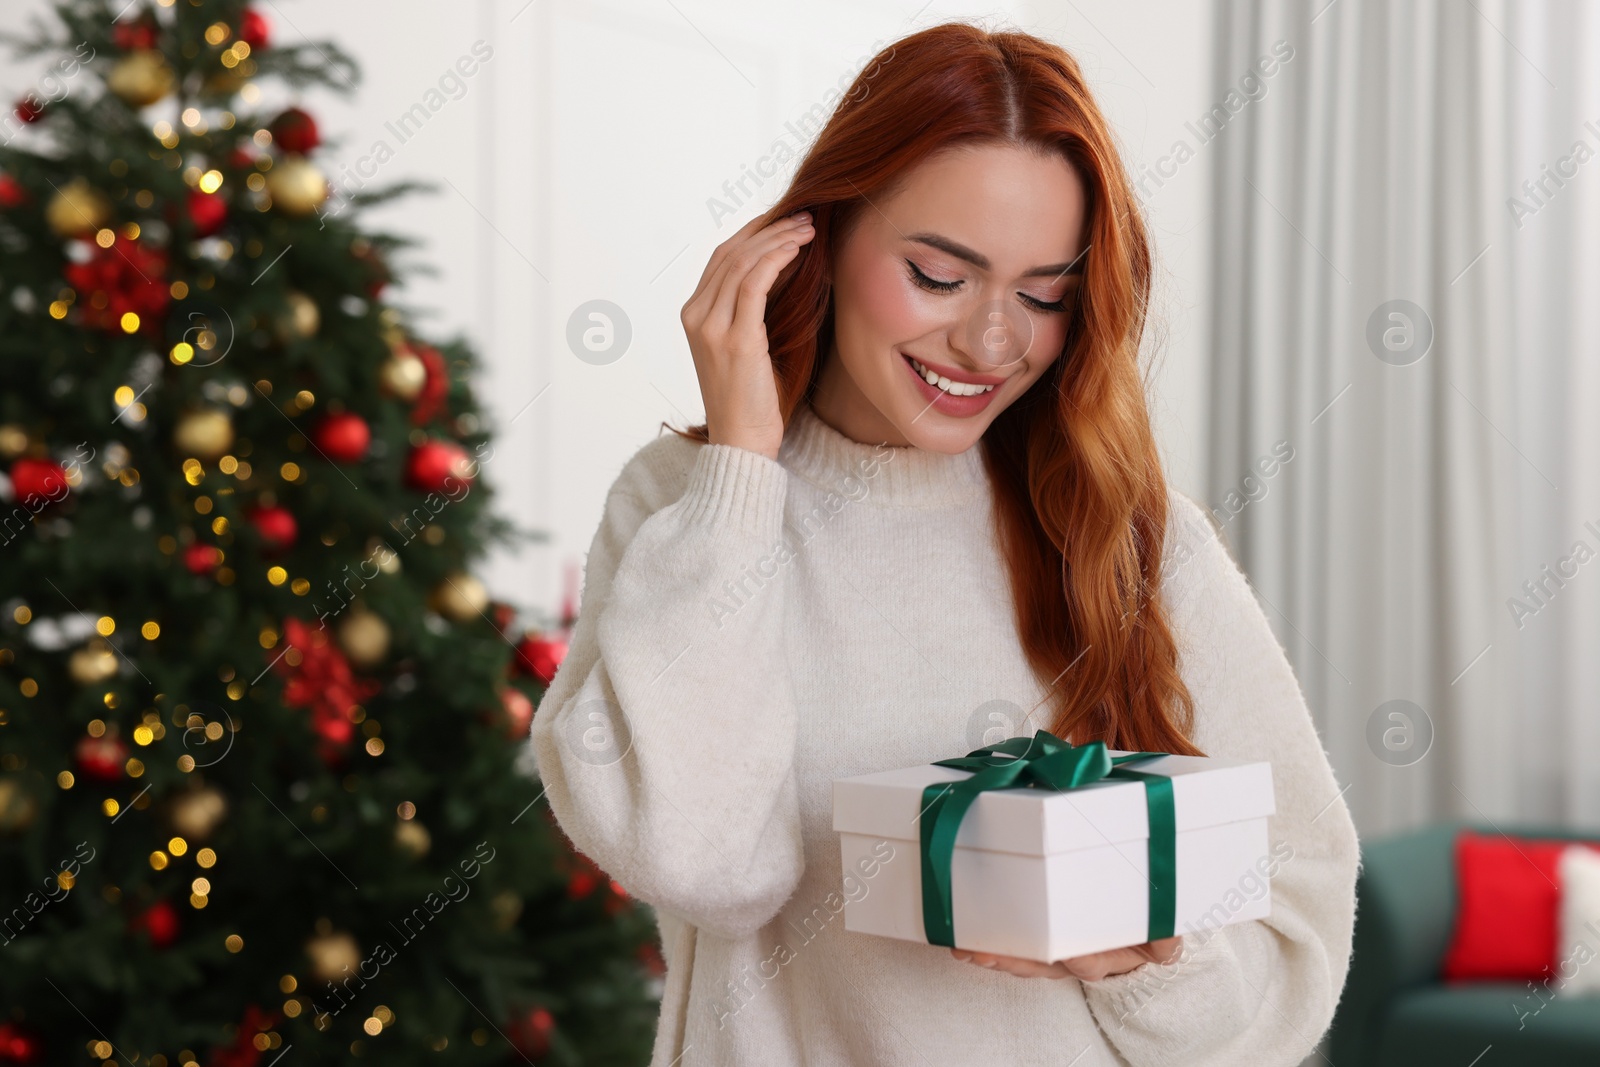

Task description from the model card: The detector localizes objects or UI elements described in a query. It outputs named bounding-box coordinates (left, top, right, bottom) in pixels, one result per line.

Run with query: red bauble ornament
left=238, top=8, right=271, bottom=50
left=310, top=412, right=370, bottom=464
left=208, top=1005, right=279, bottom=1067
left=512, top=633, right=566, bottom=687
left=637, top=939, right=667, bottom=979
left=75, top=733, right=128, bottom=783
left=13, top=96, right=45, bottom=124
left=562, top=848, right=628, bottom=912
left=227, top=146, right=258, bottom=170
left=112, top=16, right=159, bottom=51
left=183, top=542, right=222, bottom=575
left=247, top=505, right=297, bottom=553
left=403, top=439, right=474, bottom=494
left=0, top=174, right=27, bottom=210
left=271, top=617, right=380, bottom=766
left=504, top=1006, right=555, bottom=1061
left=500, top=687, right=534, bottom=740
left=130, top=899, right=180, bottom=949
left=63, top=238, right=169, bottom=333
left=187, top=189, right=227, bottom=237
left=313, top=713, right=353, bottom=747
left=409, top=344, right=449, bottom=426
left=566, top=849, right=605, bottom=901
left=9, top=458, right=68, bottom=508
left=268, top=107, right=319, bottom=154
left=0, top=1022, right=43, bottom=1064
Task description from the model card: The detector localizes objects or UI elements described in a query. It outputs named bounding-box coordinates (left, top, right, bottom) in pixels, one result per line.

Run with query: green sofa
left=1330, top=822, right=1600, bottom=1065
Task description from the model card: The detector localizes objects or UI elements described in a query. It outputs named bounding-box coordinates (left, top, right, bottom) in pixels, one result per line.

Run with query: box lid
left=832, top=752, right=1275, bottom=857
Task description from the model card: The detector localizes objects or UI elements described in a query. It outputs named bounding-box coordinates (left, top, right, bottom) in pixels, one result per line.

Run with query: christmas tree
left=0, top=2, right=660, bottom=1063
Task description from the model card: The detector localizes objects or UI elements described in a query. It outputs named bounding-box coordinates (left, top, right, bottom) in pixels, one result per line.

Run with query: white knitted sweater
left=529, top=400, right=1359, bottom=1067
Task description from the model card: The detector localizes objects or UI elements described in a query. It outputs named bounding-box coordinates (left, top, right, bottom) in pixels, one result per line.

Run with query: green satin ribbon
left=918, top=729, right=1177, bottom=951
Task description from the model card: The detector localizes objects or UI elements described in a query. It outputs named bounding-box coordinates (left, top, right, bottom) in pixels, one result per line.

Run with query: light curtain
left=1204, top=0, right=1600, bottom=836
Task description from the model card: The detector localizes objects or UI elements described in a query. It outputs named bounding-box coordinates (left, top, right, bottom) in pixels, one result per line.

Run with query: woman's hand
left=950, top=936, right=1183, bottom=981
left=679, top=209, right=816, bottom=461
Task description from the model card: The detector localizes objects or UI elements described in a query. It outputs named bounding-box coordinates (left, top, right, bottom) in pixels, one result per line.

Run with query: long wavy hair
left=667, top=22, right=1202, bottom=757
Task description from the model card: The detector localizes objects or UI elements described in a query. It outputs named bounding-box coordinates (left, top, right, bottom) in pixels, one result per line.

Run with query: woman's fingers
left=950, top=948, right=1068, bottom=979
left=1060, top=937, right=1185, bottom=980
left=724, top=238, right=809, bottom=350
left=678, top=209, right=814, bottom=460
left=701, top=214, right=813, bottom=333
left=950, top=937, right=1186, bottom=981
left=984, top=955, right=1066, bottom=979
left=685, top=211, right=811, bottom=326
left=688, top=210, right=772, bottom=302
left=1143, top=936, right=1184, bottom=966
left=1058, top=949, right=1133, bottom=980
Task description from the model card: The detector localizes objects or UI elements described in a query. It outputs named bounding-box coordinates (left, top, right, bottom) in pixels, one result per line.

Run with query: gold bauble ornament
left=106, top=50, right=176, bottom=108
left=366, top=538, right=400, bottom=575
left=168, top=785, right=228, bottom=840
left=489, top=889, right=523, bottom=932
left=265, top=155, right=328, bottom=216
left=337, top=608, right=390, bottom=670
left=68, top=639, right=119, bottom=685
left=394, top=819, right=431, bottom=860
left=0, top=425, right=28, bottom=459
left=274, top=290, right=320, bottom=342
left=45, top=178, right=113, bottom=238
left=0, top=777, right=39, bottom=834
left=173, top=409, right=234, bottom=461
left=430, top=573, right=488, bottom=623
left=305, top=930, right=362, bottom=983
left=378, top=351, right=427, bottom=401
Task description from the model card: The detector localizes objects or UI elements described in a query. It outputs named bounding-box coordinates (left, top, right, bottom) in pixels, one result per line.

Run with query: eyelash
left=904, top=259, right=1070, bottom=314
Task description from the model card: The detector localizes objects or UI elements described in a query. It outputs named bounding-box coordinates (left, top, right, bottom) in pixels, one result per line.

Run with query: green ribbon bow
left=918, top=729, right=1177, bottom=950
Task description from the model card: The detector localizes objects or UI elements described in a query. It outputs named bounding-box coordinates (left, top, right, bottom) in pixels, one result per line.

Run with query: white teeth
left=909, top=356, right=996, bottom=396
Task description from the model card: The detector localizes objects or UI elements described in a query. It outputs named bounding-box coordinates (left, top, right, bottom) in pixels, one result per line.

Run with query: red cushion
left=1441, top=831, right=1598, bottom=982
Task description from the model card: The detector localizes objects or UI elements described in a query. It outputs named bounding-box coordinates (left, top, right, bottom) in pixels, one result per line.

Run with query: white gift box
left=831, top=752, right=1277, bottom=962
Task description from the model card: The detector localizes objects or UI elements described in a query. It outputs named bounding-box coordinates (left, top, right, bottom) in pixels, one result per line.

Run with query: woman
left=531, top=21, right=1358, bottom=1067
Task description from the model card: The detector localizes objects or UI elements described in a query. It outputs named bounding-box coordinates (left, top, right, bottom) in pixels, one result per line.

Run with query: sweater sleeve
left=528, top=438, right=806, bottom=940
left=1079, top=492, right=1361, bottom=1067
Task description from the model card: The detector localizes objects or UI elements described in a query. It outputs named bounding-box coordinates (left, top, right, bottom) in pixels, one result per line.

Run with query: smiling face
left=809, top=141, right=1089, bottom=452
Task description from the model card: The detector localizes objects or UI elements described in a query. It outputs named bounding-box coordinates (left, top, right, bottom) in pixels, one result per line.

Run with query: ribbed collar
left=777, top=401, right=990, bottom=507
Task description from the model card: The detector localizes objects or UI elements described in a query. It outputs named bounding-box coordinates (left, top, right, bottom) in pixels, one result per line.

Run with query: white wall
left=5, top=0, right=1215, bottom=626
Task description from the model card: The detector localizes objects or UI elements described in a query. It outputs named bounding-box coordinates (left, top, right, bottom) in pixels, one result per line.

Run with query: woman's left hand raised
left=950, top=936, right=1183, bottom=980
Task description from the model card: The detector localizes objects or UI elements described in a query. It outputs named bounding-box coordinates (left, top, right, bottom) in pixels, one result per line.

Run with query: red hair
left=668, top=22, right=1202, bottom=757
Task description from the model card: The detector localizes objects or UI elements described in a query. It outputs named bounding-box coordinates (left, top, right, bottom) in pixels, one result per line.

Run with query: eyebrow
left=906, top=232, right=1088, bottom=279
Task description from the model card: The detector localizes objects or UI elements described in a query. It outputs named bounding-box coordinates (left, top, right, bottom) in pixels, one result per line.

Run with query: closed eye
left=904, top=259, right=1071, bottom=314
left=905, top=259, right=960, bottom=293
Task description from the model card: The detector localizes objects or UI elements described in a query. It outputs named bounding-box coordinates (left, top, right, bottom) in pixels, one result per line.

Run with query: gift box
left=831, top=732, right=1276, bottom=963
